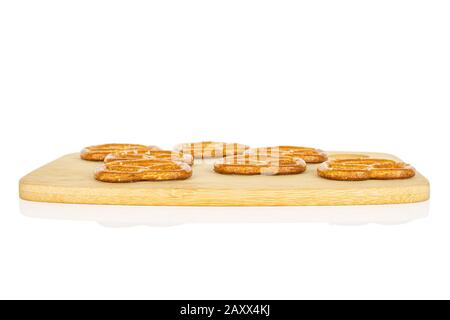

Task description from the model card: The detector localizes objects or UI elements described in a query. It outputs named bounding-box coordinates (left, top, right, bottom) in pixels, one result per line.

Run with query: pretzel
left=317, top=158, right=416, bottom=181
left=175, top=141, right=249, bottom=159
left=247, top=146, right=327, bottom=163
left=327, top=153, right=370, bottom=160
left=81, top=144, right=160, bottom=161
left=95, top=159, right=192, bottom=183
left=214, top=154, right=307, bottom=175
left=104, top=149, right=194, bottom=166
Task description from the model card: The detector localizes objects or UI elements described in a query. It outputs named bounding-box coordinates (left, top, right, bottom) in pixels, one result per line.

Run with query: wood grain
left=19, top=152, right=430, bottom=206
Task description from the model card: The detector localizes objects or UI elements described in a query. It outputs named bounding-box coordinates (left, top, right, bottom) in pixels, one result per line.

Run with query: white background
left=1, top=0, right=449, bottom=299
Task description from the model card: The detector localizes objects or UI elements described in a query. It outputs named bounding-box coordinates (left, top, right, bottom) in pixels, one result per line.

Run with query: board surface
left=19, top=152, right=430, bottom=206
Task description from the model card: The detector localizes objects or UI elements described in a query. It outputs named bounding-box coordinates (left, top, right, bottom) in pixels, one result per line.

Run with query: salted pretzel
left=95, top=159, right=192, bottom=183
left=104, top=149, right=194, bottom=166
left=214, top=154, right=307, bottom=175
left=317, top=158, right=416, bottom=181
left=81, top=144, right=160, bottom=161
left=247, top=146, right=327, bottom=163
left=175, top=141, right=250, bottom=159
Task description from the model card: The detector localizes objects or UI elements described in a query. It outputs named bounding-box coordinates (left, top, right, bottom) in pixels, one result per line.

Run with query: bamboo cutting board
left=19, top=152, right=429, bottom=206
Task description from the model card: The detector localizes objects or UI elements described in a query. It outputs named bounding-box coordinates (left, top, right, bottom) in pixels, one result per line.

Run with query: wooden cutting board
left=19, top=152, right=430, bottom=206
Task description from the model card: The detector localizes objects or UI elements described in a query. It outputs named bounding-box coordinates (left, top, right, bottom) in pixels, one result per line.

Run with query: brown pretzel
left=247, top=146, right=327, bottom=163
left=175, top=141, right=249, bottom=159
left=81, top=144, right=160, bottom=161
left=104, top=150, right=194, bottom=166
left=95, top=159, right=192, bottom=183
left=317, top=158, right=416, bottom=181
left=214, top=154, right=307, bottom=175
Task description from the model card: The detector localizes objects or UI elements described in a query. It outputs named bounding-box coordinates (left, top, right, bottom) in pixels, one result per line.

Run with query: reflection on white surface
left=20, top=200, right=429, bottom=227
